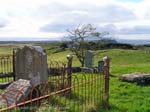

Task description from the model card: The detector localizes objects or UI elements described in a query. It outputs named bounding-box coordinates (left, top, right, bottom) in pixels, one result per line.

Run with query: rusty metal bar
left=13, top=49, right=16, bottom=81
left=0, top=55, right=14, bottom=83
left=0, top=75, right=101, bottom=112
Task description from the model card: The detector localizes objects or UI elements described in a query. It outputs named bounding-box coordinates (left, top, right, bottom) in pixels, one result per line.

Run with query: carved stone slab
left=15, top=46, right=48, bottom=84
left=119, top=73, right=150, bottom=85
left=30, top=73, right=40, bottom=87
left=98, top=60, right=104, bottom=74
left=0, top=79, right=31, bottom=106
left=84, top=50, right=94, bottom=68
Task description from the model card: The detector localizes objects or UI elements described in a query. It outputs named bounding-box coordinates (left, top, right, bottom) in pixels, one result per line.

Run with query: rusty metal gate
left=0, top=52, right=110, bottom=111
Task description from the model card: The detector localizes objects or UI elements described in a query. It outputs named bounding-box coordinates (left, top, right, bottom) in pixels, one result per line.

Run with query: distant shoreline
left=0, top=39, right=150, bottom=45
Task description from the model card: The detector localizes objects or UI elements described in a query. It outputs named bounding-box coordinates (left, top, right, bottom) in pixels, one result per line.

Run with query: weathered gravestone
left=0, top=79, right=32, bottom=106
left=15, top=46, right=48, bottom=84
left=84, top=50, right=94, bottom=68
left=98, top=60, right=104, bottom=74
left=119, top=72, right=150, bottom=85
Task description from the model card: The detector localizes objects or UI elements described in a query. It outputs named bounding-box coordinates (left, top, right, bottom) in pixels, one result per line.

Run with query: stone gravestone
left=0, top=79, right=31, bottom=106
left=15, top=46, right=48, bottom=85
left=84, top=50, right=94, bottom=68
left=98, top=60, right=104, bottom=74
left=0, top=46, right=48, bottom=107
left=119, top=73, right=150, bottom=85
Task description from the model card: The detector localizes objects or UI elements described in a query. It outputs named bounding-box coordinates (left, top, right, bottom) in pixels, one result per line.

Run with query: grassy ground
left=0, top=44, right=150, bottom=112
left=49, top=49, right=150, bottom=112
left=46, top=48, right=150, bottom=112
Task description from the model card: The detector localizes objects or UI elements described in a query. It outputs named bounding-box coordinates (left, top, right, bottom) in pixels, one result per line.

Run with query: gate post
left=66, top=54, right=73, bottom=94
left=103, top=56, right=110, bottom=109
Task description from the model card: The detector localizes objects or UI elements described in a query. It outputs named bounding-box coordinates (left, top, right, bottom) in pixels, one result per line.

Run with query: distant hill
left=0, top=37, right=150, bottom=45
left=117, top=39, right=150, bottom=45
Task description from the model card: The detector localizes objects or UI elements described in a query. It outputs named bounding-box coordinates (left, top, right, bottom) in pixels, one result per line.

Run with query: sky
left=0, top=0, right=150, bottom=40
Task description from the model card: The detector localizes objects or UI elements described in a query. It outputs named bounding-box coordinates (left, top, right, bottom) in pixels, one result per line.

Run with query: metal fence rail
left=0, top=73, right=104, bottom=112
left=47, top=60, right=66, bottom=76
left=0, top=56, right=67, bottom=85
left=0, top=57, right=67, bottom=83
left=0, top=55, right=14, bottom=83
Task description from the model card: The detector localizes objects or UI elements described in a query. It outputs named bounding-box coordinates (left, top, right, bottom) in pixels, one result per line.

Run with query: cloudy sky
left=0, top=0, right=150, bottom=40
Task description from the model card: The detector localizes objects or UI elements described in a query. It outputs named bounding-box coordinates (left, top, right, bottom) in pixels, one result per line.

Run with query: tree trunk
left=81, top=57, right=84, bottom=67
left=79, top=58, right=84, bottom=67
left=81, top=61, right=84, bottom=67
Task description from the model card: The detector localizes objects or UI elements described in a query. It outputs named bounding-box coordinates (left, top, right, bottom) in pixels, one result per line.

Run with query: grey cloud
left=0, top=24, right=5, bottom=28
left=145, top=12, right=150, bottom=19
left=98, top=24, right=150, bottom=35
left=99, top=4, right=136, bottom=22
left=0, top=19, right=7, bottom=28
left=40, top=11, right=88, bottom=32
left=40, top=3, right=136, bottom=32
left=40, top=23, right=76, bottom=33
left=119, top=25, right=150, bottom=34
left=41, top=18, right=150, bottom=35
left=98, top=24, right=118, bottom=34
left=40, top=3, right=136, bottom=22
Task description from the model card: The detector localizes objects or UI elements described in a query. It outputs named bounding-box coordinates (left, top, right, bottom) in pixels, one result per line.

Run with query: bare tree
left=67, top=24, right=108, bottom=67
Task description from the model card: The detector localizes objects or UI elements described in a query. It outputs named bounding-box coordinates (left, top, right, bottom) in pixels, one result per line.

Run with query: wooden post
left=66, top=54, right=73, bottom=94
left=103, top=56, right=110, bottom=109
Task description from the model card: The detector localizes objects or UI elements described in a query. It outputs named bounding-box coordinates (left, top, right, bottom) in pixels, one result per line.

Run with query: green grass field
left=0, top=44, right=150, bottom=112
